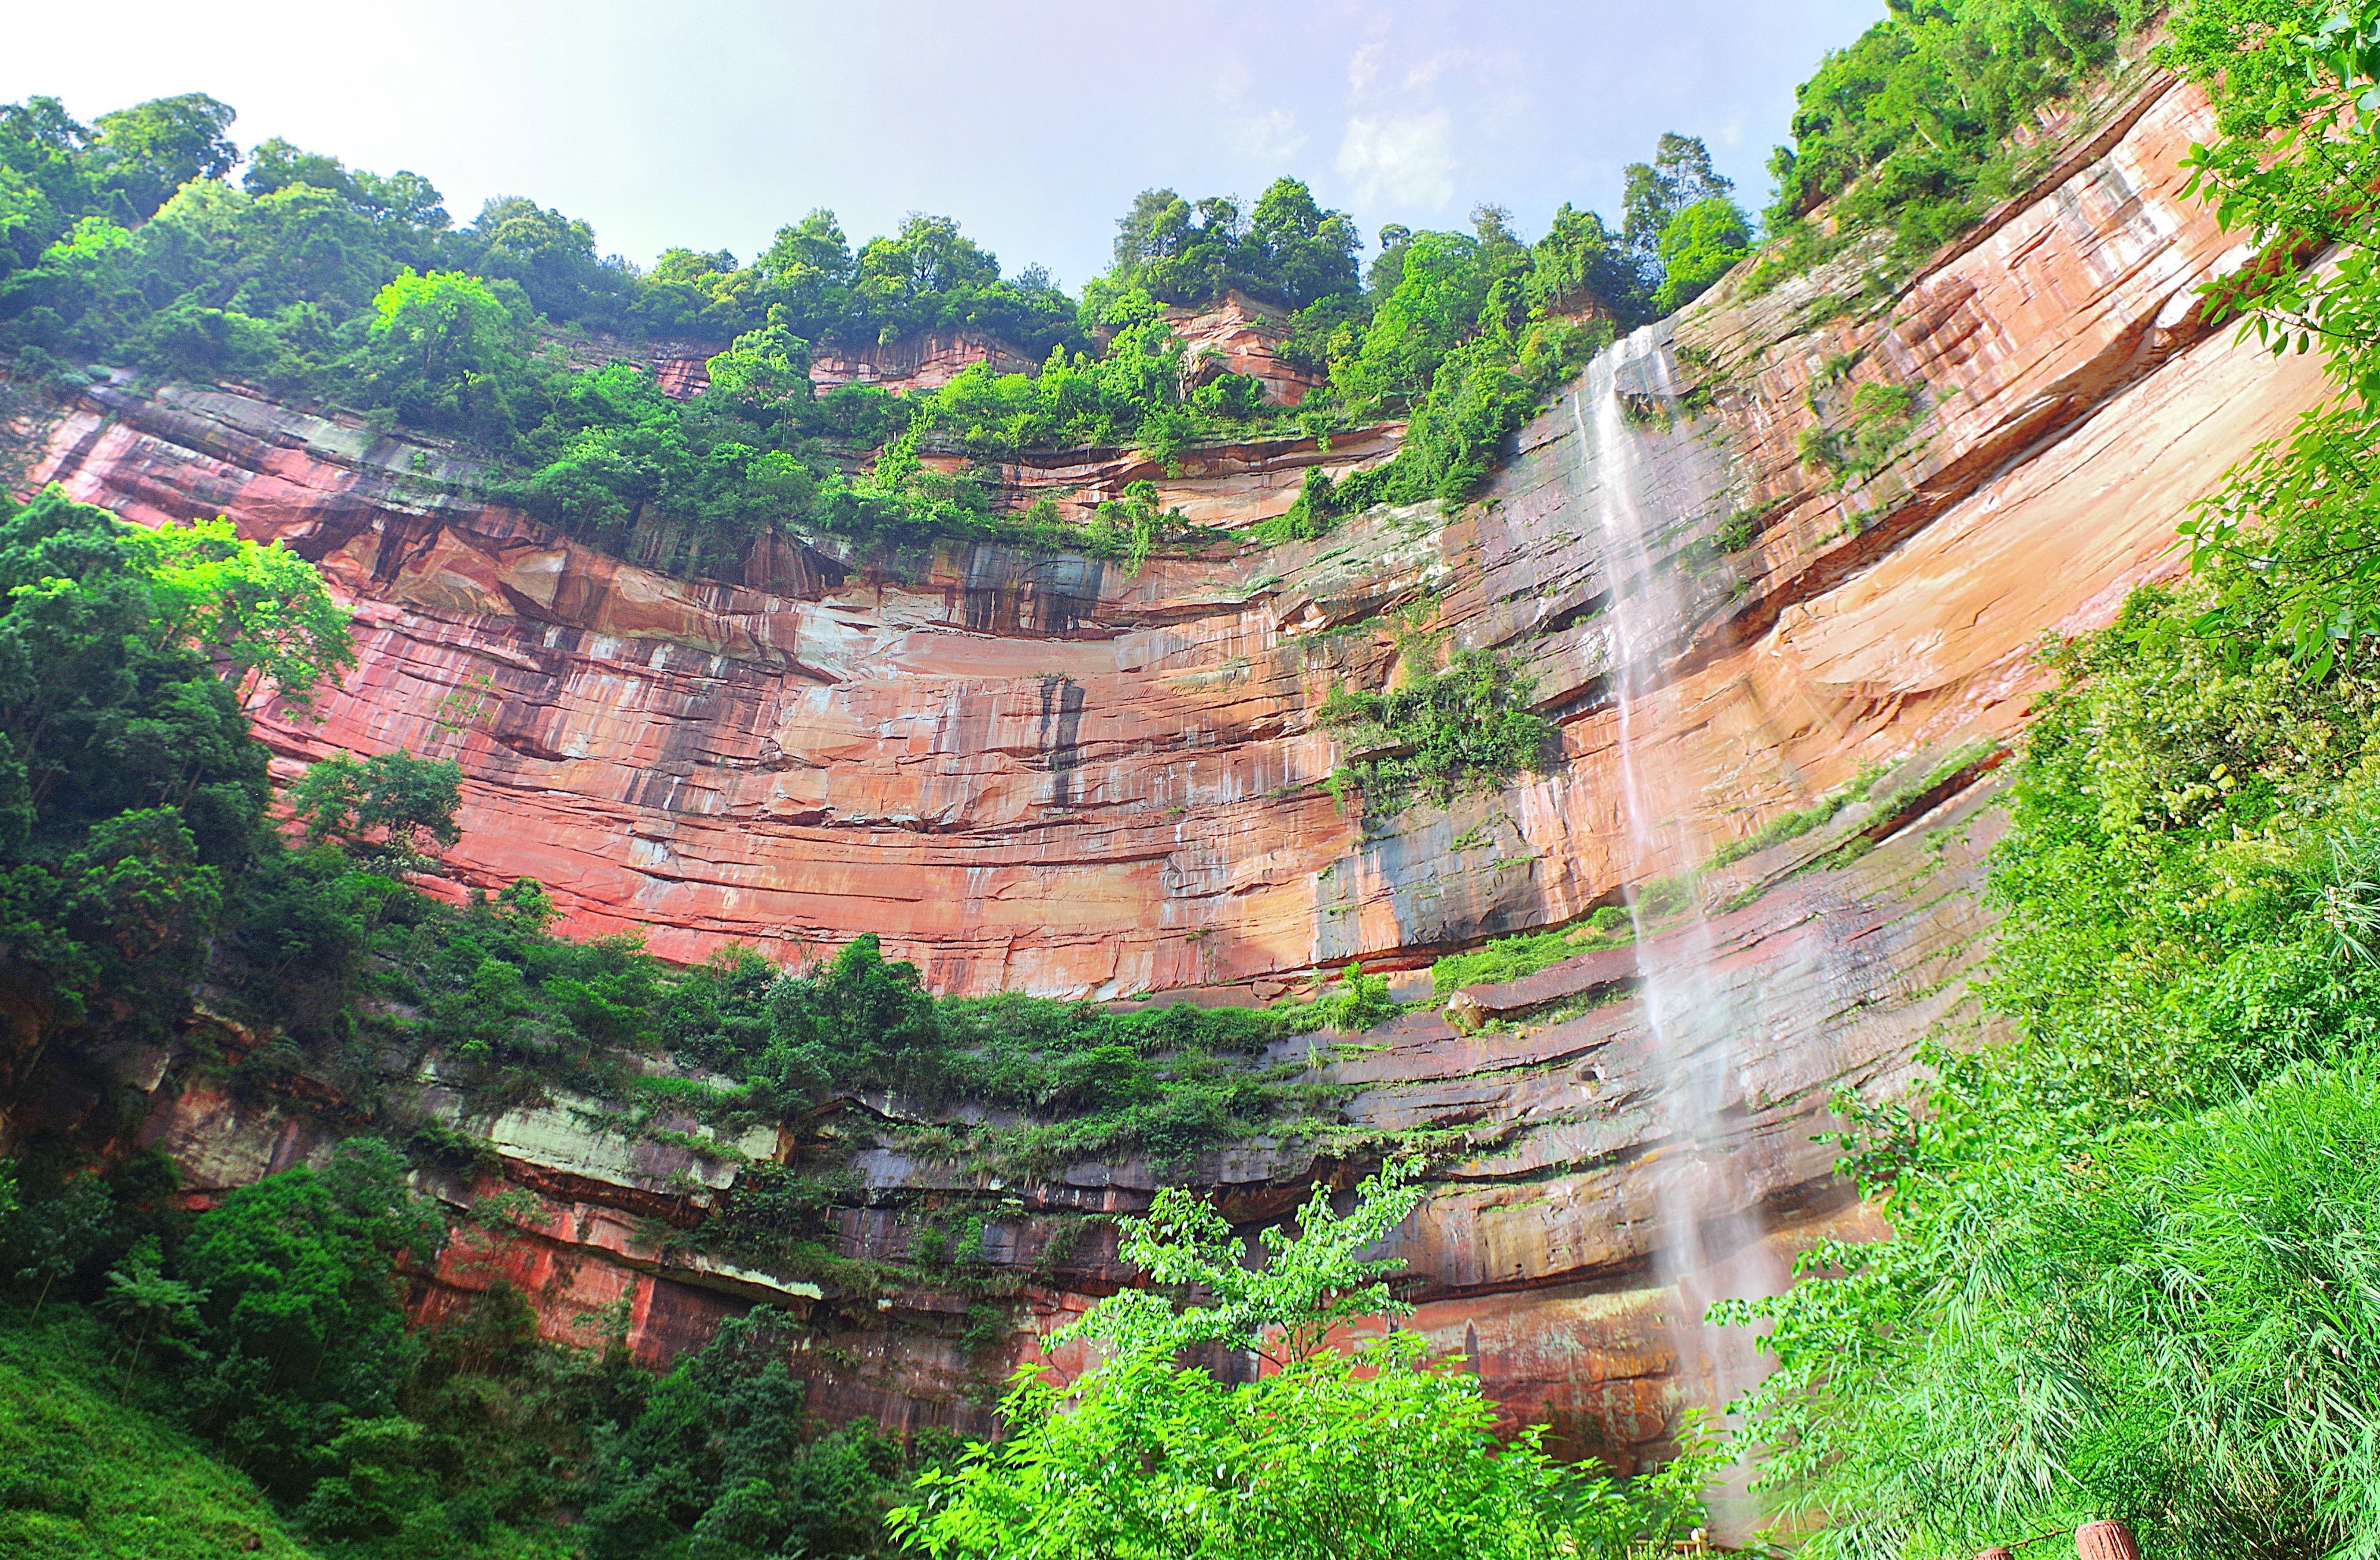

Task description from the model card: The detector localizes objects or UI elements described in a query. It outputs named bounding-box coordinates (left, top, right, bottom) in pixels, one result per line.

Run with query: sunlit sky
left=7, top=1, right=1888, bottom=288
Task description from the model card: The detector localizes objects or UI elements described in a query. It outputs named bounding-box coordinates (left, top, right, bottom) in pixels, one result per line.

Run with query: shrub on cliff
left=895, top=1161, right=1715, bottom=1559
left=1318, top=647, right=1559, bottom=817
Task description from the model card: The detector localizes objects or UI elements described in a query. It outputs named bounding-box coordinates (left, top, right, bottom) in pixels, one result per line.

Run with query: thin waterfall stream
left=1571, top=324, right=1786, bottom=1499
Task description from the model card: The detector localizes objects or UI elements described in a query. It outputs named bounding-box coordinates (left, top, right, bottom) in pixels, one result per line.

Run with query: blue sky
left=7, top=0, right=1887, bottom=289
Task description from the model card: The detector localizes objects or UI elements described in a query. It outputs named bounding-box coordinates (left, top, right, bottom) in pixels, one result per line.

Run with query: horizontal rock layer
left=0, top=65, right=2333, bottom=1471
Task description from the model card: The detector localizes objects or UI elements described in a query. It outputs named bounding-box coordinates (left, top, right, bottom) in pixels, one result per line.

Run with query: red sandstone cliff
left=1, top=63, right=2329, bottom=1468
left=1164, top=289, right=1323, bottom=406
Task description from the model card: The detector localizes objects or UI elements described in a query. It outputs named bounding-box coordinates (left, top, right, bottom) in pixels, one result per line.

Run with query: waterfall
left=1571, top=324, right=1780, bottom=1495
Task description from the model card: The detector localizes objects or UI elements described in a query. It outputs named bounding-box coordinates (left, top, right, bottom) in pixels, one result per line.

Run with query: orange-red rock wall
left=1, top=64, right=2340, bottom=1471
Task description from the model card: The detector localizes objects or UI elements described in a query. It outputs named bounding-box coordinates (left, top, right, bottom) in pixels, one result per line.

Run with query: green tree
left=754, top=208, right=858, bottom=334
left=1100, top=188, right=1245, bottom=308
left=895, top=1163, right=1712, bottom=1559
left=178, top=1139, right=446, bottom=1498
left=1330, top=228, right=1504, bottom=412
left=86, top=93, right=237, bottom=222
left=1526, top=202, right=1634, bottom=319
left=288, top=748, right=462, bottom=873
left=1621, top=133, right=1734, bottom=281
left=96, top=1235, right=203, bottom=1399
left=0, top=489, right=292, bottom=1023
left=704, top=307, right=813, bottom=411
left=465, top=195, right=628, bottom=324
left=1651, top=196, right=1752, bottom=314
left=2170, top=0, right=2380, bottom=672
left=347, top=268, right=540, bottom=442
left=581, top=1306, right=911, bottom=1559
left=3, top=1174, right=114, bottom=1318
left=854, top=213, right=1001, bottom=315
left=1245, top=177, right=1364, bottom=308
left=118, top=516, right=355, bottom=710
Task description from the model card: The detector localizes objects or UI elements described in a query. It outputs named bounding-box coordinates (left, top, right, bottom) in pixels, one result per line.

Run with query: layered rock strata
left=1, top=64, right=2334, bottom=1467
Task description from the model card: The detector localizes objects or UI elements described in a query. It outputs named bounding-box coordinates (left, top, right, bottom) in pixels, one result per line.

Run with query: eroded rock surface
left=1, top=68, right=2332, bottom=1468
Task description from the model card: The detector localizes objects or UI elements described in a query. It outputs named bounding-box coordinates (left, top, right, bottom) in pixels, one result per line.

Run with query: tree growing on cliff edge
left=1090, top=176, right=1361, bottom=316
left=289, top=749, right=462, bottom=877
left=893, top=1161, right=1715, bottom=1560
left=347, top=268, right=543, bottom=443
left=2172, top=0, right=2380, bottom=674
left=0, top=487, right=345, bottom=1026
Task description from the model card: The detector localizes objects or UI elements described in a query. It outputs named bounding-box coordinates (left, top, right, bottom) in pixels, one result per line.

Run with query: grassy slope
left=0, top=1310, right=318, bottom=1560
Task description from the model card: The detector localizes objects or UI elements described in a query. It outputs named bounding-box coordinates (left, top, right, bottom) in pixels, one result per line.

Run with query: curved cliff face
left=3, top=68, right=2337, bottom=1465
left=14, top=71, right=2315, bottom=1002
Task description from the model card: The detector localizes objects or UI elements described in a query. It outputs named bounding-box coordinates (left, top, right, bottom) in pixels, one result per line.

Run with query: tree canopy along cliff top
left=6, top=0, right=2380, bottom=1556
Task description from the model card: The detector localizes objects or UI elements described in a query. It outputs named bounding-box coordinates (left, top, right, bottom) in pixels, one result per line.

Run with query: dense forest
left=8, top=0, right=2379, bottom=1555
left=0, top=91, right=1735, bottom=573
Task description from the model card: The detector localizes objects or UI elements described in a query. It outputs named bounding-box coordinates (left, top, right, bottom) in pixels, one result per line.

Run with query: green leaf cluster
left=1317, top=647, right=1558, bottom=817
left=2169, top=0, right=2380, bottom=672
left=1758, top=0, right=2152, bottom=277
left=894, top=1163, right=1717, bottom=1559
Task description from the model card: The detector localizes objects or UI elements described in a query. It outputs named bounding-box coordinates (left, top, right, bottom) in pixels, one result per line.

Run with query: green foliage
left=347, top=269, right=543, bottom=443
left=1318, top=647, right=1558, bottom=817
left=288, top=750, right=461, bottom=875
left=582, top=1307, right=921, bottom=1560
left=2169, top=0, right=2380, bottom=672
left=0, top=1308, right=318, bottom=1558
left=1428, top=906, right=1634, bottom=997
left=663, top=936, right=1299, bottom=1166
left=1, top=92, right=1737, bottom=566
left=0, top=487, right=333, bottom=1026
left=1798, top=375, right=1921, bottom=486
left=1066, top=1160, right=1428, bottom=1364
left=1270, top=195, right=1643, bottom=531
left=1705, top=770, right=1876, bottom=868
left=1651, top=196, right=1752, bottom=313
left=1088, top=177, right=1361, bottom=313
left=1623, top=133, right=1752, bottom=309
left=178, top=1139, right=447, bottom=1500
left=0, top=1176, right=912, bottom=1558
left=895, top=1162, right=1715, bottom=1559
left=1277, top=962, right=1401, bottom=1035
left=1730, top=1059, right=2380, bottom=1559
left=117, top=516, right=357, bottom=710
left=1724, top=560, right=2380, bottom=1550
left=1762, top=0, right=2150, bottom=271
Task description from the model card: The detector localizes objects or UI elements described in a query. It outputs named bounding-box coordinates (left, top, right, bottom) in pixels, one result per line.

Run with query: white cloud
left=1401, top=52, right=1453, bottom=93
left=1212, top=60, right=1308, bottom=164
left=1346, top=39, right=1386, bottom=93
left=1335, top=110, right=1457, bottom=208
left=1230, top=106, right=1310, bottom=165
